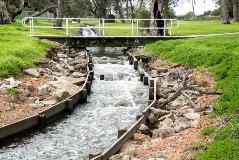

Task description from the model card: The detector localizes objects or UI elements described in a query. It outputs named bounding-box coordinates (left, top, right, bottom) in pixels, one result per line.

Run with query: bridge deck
left=35, top=36, right=196, bottom=47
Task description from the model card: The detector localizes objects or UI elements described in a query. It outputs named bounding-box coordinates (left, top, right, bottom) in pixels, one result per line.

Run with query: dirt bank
left=110, top=48, right=222, bottom=160
left=0, top=45, right=88, bottom=127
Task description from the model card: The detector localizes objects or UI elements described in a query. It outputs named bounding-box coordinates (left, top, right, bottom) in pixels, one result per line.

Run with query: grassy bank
left=147, top=34, right=239, bottom=160
left=0, top=22, right=53, bottom=77
left=102, top=20, right=239, bottom=36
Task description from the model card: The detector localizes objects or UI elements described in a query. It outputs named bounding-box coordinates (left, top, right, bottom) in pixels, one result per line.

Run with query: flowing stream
left=0, top=47, right=149, bottom=160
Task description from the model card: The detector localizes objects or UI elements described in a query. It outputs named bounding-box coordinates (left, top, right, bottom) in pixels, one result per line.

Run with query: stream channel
left=0, top=47, right=149, bottom=160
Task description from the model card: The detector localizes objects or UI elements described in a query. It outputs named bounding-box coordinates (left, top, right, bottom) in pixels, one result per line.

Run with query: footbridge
left=22, top=17, right=193, bottom=47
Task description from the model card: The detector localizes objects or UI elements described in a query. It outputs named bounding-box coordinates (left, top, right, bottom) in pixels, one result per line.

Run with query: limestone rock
left=152, top=128, right=173, bottom=139
left=23, top=68, right=40, bottom=78
left=53, top=89, right=70, bottom=102
left=40, top=100, right=57, bottom=105
left=66, top=65, right=75, bottom=71
left=30, top=103, right=44, bottom=109
left=4, top=77, right=22, bottom=88
left=150, top=107, right=170, bottom=118
left=22, top=90, right=31, bottom=97
left=122, top=155, right=131, bottom=160
left=110, top=154, right=123, bottom=160
left=138, top=124, right=152, bottom=136
left=133, top=133, right=151, bottom=142
left=54, top=76, right=85, bottom=86
left=72, top=72, right=85, bottom=78
left=38, top=84, right=49, bottom=96
left=174, top=117, right=191, bottom=132
left=194, top=103, right=210, bottom=112
left=159, top=118, right=174, bottom=129
left=148, top=113, right=157, bottom=124
left=184, top=112, right=200, bottom=121
left=49, top=80, right=80, bottom=95
left=57, top=53, right=67, bottom=58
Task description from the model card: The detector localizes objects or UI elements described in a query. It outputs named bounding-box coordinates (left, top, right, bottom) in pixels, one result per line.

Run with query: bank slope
left=147, top=34, right=239, bottom=160
left=0, top=22, right=53, bottom=77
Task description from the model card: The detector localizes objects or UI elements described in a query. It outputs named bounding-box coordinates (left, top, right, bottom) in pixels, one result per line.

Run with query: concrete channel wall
left=91, top=55, right=157, bottom=160
left=0, top=61, right=94, bottom=142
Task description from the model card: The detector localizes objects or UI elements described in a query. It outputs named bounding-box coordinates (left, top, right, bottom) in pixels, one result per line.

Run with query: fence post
left=136, top=19, right=139, bottom=36
left=102, top=18, right=105, bottom=37
left=29, top=18, right=32, bottom=36
left=132, top=19, right=134, bottom=36
left=163, top=19, right=166, bottom=36
left=170, top=19, right=173, bottom=36
left=99, top=19, right=101, bottom=36
left=32, top=17, right=35, bottom=36
left=66, top=18, right=69, bottom=36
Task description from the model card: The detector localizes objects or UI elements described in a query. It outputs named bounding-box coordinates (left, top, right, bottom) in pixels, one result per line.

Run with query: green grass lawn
left=0, top=22, right=53, bottom=77
left=174, top=21, right=239, bottom=36
left=147, top=34, right=239, bottom=160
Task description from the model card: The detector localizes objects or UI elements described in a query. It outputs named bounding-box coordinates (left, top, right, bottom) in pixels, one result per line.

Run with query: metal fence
left=22, top=17, right=179, bottom=37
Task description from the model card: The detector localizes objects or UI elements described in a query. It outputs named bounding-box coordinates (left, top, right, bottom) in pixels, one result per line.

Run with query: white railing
left=22, top=17, right=179, bottom=37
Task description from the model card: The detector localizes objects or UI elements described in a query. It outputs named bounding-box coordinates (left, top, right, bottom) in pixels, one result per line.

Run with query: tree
left=221, top=0, right=230, bottom=24
left=114, top=0, right=125, bottom=22
left=0, top=1, right=11, bottom=24
left=85, top=0, right=111, bottom=18
left=55, top=0, right=65, bottom=27
left=27, top=0, right=57, bottom=18
left=0, top=0, right=26, bottom=24
left=187, top=0, right=196, bottom=16
left=232, top=0, right=239, bottom=21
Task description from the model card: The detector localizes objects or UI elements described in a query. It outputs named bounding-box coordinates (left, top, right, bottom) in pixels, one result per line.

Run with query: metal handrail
left=22, top=17, right=180, bottom=37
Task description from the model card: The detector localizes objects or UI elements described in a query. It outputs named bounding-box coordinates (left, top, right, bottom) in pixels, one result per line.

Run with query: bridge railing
left=22, top=17, right=179, bottom=37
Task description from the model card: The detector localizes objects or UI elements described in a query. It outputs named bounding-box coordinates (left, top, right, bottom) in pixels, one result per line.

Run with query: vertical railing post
left=29, top=18, right=32, bottom=36
left=102, top=18, right=105, bottom=37
left=132, top=19, right=134, bottom=36
left=170, top=19, right=173, bottom=36
left=31, top=17, right=34, bottom=36
left=66, top=18, right=69, bottom=36
left=163, top=19, right=166, bottom=36
left=99, top=19, right=101, bottom=36
left=136, top=19, right=139, bottom=36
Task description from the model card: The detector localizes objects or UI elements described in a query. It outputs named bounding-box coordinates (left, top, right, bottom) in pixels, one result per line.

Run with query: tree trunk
left=221, top=0, right=230, bottom=24
left=192, top=0, right=195, bottom=16
left=0, top=1, right=11, bottom=24
left=150, top=0, right=165, bottom=36
left=126, top=0, right=129, bottom=19
left=115, top=0, right=125, bottom=22
left=99, top=0, right=107, bottom=18
left=129, top=0, right=134, bottom=18
left=55, top=0, right=65, bottom=28
left=232, top=0, right=239, bottom=22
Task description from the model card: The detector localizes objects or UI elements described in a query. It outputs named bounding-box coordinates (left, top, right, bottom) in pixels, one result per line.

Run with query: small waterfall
left=82, top=26, right=97, bottom=37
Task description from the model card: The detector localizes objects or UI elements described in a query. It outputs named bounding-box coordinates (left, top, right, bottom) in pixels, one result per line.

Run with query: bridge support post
left=86, top=81, right=91, bottom=95
left=140, top=73, right=144, bottom=81
left=134, top=60, right=138, bottom=70
left=66, top=99, right=74, bottom=113
left=38, top=114, right=47, bottom=129
left=118, top=129, right=127, bottom=138
left=149, top=87, right=154, bottom=100
left=79, top=89, right=87, bottom=103
left=100, top=75, right=104, bottom=80
left=143, top=76, right=149, bottom=85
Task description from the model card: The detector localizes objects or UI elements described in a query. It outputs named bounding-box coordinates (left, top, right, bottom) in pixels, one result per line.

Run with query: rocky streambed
left=0, top=47, right=149, bottom=160
left=0, top=46, right=88, bottom=127
left=110, top=48, right=222, bottom=160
